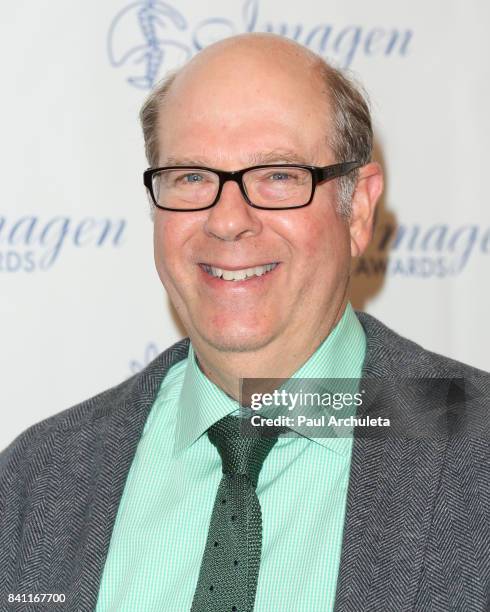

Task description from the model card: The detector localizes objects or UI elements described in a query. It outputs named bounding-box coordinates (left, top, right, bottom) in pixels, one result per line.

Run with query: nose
left=203, top=180, right=262, bottom=241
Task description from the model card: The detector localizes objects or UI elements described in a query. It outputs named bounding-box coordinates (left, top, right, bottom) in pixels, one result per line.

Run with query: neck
left=190, top=298, right=348, bottom=400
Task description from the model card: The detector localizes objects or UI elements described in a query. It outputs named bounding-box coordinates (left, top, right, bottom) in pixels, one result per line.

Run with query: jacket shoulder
left=356, top=311, right=489, bottom=378
left=0, top=338, right=190, bottom=478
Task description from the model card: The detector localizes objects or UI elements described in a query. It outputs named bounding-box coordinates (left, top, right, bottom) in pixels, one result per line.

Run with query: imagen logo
left=0, top=215, right=126, bottom=272
left=355, top=222, right=490, bottom=278
left=108, top=0, right=413, bottom=89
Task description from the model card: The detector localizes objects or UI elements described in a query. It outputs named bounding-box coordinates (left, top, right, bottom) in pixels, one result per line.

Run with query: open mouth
left=200, top=262, right=279, bottom=282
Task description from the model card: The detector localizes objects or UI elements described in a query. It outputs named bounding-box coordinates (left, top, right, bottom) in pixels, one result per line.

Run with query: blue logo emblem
left=129, top=341, right=160, bottom=375
left=108, top=1, right=191, bottom=90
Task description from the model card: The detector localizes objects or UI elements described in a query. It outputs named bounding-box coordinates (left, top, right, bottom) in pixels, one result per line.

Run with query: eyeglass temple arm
left=315, top=161, right=362, bottom=183
left=143, top=170, right=153, bottom=188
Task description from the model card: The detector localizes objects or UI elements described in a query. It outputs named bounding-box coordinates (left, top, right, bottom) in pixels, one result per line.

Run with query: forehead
left=157, top=49, right=333, bottom=166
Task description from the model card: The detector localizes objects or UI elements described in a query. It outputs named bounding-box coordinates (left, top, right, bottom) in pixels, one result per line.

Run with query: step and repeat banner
left=1, top=1, right=489, bottom=449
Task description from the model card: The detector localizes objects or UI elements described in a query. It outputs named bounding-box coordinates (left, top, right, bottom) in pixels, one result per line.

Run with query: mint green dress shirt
left=95, top=303, right=366, bottom=611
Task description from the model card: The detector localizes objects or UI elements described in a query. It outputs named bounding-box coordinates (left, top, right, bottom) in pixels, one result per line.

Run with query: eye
left=269, top=172, right=292, bottom=181
left=182, top=173, right=204, bottom=183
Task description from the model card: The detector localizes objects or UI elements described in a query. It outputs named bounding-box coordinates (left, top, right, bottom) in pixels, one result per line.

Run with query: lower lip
left=198, top=264, right=280, bottom=289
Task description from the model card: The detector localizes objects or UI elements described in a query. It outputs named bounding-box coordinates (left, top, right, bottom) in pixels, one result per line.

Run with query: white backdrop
left=1, top=0, right=489, bottom=450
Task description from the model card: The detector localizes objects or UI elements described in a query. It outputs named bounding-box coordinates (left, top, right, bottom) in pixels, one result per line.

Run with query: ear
left=348, top=162, right=384, bottom=257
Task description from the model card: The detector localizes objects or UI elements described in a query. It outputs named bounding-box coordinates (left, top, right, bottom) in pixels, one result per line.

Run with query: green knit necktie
left=191, top=414, right=283, bottom=612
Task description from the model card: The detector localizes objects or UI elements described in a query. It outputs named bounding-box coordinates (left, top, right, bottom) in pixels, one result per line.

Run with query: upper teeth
left=203, top=263, right=277, bottom=281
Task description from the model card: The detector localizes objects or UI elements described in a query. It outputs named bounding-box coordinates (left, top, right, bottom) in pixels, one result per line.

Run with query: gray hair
left=318, top=62, right=373, bottom=215
left=140, top=58, right=372, bottom=217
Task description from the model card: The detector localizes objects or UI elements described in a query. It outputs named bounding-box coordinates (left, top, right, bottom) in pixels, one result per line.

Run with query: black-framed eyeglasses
left=143, top=161, right=361, bottom=211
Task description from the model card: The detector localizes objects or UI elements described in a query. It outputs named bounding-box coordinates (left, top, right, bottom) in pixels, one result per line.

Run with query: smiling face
left=153, top=38, right=362, bottom=355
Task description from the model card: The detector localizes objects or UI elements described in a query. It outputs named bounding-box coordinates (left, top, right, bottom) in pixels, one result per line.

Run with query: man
left=1, top=33, right=488, bottom=612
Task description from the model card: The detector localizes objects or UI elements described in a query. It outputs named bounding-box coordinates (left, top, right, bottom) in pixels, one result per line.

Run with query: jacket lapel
left=73, top=339, right=190, bottom=611
left=334, top=319, right=448, bottom=612
left=334, top=435, right=447, bottom=611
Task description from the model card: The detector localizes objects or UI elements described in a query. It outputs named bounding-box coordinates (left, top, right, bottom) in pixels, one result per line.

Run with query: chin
left=185, top=307, right=279, bottom=352
left=197, top=326, right=277, bottom=354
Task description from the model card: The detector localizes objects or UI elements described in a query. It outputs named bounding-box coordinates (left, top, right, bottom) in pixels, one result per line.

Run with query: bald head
left=188, top=31, right=321, bottom=62
left=157, top=34, right=329, bottom=153
left=173, top=32, right=325, bottom=85
left=140, top=33, right=373, bottom=214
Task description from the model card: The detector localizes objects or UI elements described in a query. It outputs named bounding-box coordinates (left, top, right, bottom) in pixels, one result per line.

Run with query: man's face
left=153, top=48, right=355, bottom=354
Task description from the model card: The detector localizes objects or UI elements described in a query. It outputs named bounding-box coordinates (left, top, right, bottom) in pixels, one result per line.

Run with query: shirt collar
left=173, top=303, right=366, bottom=456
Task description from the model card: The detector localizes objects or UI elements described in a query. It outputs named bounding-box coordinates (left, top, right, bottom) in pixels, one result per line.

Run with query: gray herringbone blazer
left=1, top=313, right=489, bottom=611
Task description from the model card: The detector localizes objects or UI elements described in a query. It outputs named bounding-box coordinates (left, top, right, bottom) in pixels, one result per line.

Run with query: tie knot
left=207, top=415, right=283, bottom=487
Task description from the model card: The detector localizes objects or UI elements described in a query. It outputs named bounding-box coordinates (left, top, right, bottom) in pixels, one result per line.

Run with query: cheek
left=153, top=221, right=171, bottom=281
left=153, top=213, right=197, bottom=281
left=288, top=210, right=349, bottom=269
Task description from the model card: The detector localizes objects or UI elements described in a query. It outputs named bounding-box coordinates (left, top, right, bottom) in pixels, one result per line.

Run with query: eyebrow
left=248, top=150, right=311, bottom=165
left=161, top=149, right=311, bottom=168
